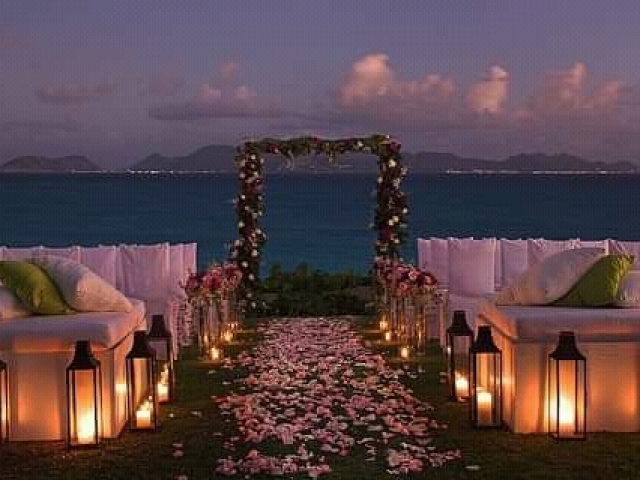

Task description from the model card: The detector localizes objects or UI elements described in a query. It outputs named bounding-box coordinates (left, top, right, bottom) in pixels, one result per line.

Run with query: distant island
left=1, top=145, right=638, bottom=174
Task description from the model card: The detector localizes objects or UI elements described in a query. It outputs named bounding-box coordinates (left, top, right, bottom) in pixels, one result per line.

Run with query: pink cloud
left=35, top=82, right=117, bottom=104
left=149, top=62, right=280, bottom=120
left=466, top=66, right=509, bottom=115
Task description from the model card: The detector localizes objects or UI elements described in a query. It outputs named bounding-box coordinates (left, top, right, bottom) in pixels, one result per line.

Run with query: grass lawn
left=1, top=316, right=640, bottom=479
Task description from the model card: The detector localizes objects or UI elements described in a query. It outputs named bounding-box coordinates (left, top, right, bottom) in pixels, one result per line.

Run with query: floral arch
left=229, top=134, right=408, bottom=308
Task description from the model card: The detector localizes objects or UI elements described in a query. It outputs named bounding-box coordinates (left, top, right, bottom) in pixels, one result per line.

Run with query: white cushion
left=118, top=243, right=170, bottom=301
left=608, top=240, right=640, bottom=270
left=448, top=237, right=497, bottom=296
left=0, top=285, right=30, bottom=320
left=429, top=237, right=449, bottom=287
left=500, top=239, right=529, bottom=289
left=527, top=238, right=577, bottom=266
left=31, top=255, right=132, bottom=312
left=80, top=245, right=118, bottom=286
left=496, top=247, right=606, bottom=305
left=617, top=271, right=640, bottom=307
left=574, top=239, right=608, bottom=254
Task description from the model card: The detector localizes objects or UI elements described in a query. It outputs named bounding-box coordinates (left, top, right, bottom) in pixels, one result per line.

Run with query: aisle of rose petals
left=212, top=317, right=461, bottom=477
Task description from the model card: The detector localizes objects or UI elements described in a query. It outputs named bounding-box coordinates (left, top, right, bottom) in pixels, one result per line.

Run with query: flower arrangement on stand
left=375, top=259, right=438, bottom=355
left=182, top=262, right=242, bottom=359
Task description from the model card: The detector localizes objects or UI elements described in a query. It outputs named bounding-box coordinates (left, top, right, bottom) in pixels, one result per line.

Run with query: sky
left=1, top=0, right=640, bottom=169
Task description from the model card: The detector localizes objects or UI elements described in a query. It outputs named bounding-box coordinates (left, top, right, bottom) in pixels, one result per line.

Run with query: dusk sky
left=2, top=0, right=640, bottom=168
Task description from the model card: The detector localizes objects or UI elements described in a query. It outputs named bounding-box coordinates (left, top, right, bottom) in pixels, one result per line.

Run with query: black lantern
left=0, top=358, right=8, bottom=442
left=66, top=340, right=102, bottom=448
left=470, top=326, right=503, bottom=429
left=147, top=314, right=174, bottom=404
left=446, top=310, right=474, bottom=401
left=125, top=331, right=159, bottom=431
left=548, top=331, right=587, bottom=440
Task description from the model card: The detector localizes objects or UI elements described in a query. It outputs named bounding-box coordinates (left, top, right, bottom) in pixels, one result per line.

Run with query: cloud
left=149, top=62, right=285, bottom=120
left=35, top=82, right=117, bottom=104
left=466, top=66, right=509, bottom=114
left=138, top=71, right=184, bottom=97
left=338, top=53, right=455, bottom=107
left=518, top=62, right=624, bottom=118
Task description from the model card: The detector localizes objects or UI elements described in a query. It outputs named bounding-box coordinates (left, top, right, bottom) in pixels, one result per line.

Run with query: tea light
left=379, top=318, right=389, bottom=331
left=399, top=346, right=410, bottom=359
left=223, top=330, right=234, bottom=343
left=77, top=412, right=96, bottom=444
left=384, top=330, right=392, bottom=342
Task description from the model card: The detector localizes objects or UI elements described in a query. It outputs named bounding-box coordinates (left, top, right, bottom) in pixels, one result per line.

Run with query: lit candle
left=558, top=396, right=575, bottom=433
left=384, top=331, right=393, bottom=342
left=136, top=402, right=152, bottom=428
left=157, top=382, right=169, bottom=403
left=77, top=411, right=96, bottom=444
left=379, top=318, right=389, bottom=331
left=210, top=346, right=222, bottom=361
left=400, top=346, right=410, bottom=359
left=476, top=390, right=493, bottom=426
left=223, top=330, right=234, bottom=343
left=116, top=382, right=127, bottom=396
left=455, top=375, right=469, bottom=400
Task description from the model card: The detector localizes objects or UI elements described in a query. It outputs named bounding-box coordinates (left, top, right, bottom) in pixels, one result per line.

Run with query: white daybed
left=0, top=298, right=145, bottom=441
left=477, top=300, right=640, bottom=433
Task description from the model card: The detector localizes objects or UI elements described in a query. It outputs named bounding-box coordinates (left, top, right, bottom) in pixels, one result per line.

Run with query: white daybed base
left=0, top=298, right=146, bottom=441
left=477, top=300, right=640, bottom=433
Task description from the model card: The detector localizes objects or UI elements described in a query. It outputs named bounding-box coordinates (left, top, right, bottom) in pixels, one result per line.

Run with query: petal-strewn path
left=213, top=317, right=461, bottom=477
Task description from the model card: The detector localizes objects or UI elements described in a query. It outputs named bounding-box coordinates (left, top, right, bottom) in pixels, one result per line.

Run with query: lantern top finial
left=447, top=310, right=473, bottom=336
left=471, top=325, right=500, bottom=353
left=148, top=314, right=171, bottom=339
left=68, top=340, right=100, bottom=369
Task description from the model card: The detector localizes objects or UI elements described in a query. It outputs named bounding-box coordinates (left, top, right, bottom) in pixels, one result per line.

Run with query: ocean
left=0, top=172, right=638, bottom=274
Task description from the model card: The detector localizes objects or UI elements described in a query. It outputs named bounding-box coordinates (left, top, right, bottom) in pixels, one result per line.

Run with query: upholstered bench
left=0, top=299, right=145, bottom=441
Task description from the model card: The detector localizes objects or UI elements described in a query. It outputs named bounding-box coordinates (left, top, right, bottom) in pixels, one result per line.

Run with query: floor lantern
left=147, top=314, right=174, bottom=404
left=66, top=340, right=102, bottom=448
left=470, top=326, right=503, bottom=429
left=446, top=310, right=473, bottom=401
left=548, top=331, right=587, bottom=440
left=0, top=357, right=8, bottom=442
left=126, top=331, right=159, bottom=431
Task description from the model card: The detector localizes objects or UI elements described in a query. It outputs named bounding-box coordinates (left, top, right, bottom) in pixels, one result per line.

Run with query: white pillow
left=31, top=255, right=132, bottom=312
left=448, top=237, right=497, bottom=296
left=0, top=285, right=31, bottom=319
left=617, top=271, right=640, bottom=307
left=527, top=238, right=577, bottom=266
left=500, top=239, right=529, bottom=289
left=496, top=247, right=606, bottom=305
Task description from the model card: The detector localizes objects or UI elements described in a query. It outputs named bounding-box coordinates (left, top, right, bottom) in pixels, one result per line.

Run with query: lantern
left=126, top=331, right=159, bottom=431
left=66, top=340, right=102, bottom=448
left=548, top=331, right=587, bottom=440
left=446, top=310, right=473, bottom=401
left=470, top=326, right=503, bottom=428
left=147, top=314, right=174, bottom=404
left=0, top=358, right=8, bottom=442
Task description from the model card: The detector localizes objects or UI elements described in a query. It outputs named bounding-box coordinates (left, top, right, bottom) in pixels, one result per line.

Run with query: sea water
left=0, top=172, right=638, bottom=273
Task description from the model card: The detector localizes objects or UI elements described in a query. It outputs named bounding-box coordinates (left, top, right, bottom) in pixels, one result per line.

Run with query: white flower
left=377, top=177, right=383, bottom=184
left=388, top=219, right=395, bottom=226
left=251, top=249, right=258, bottom=257
left=388, top=159, right=396, bottom=168
left=238, top=221, right=245, bottom=228
left=241, top=261, right=248, bottom=268
left=239, top=172, right=245, bottom=179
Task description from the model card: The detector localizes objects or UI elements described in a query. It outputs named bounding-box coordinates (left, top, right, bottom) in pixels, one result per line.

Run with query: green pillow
left=0, top=260, right=73, bottom=315
left=553, top=254, right=634, bottom=307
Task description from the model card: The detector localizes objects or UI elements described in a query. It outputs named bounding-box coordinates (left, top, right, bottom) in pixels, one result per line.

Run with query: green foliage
left=252, top=263, right=373, bottom=317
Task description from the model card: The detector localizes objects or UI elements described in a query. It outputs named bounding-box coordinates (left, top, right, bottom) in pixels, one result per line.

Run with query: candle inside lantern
left=76, top=411, right=96, bottom=444
left=384, top=330, right=392, bottom=342
left=400, top=346, right=410, bottom=359
left=210, top=346, right=222, bottom=360
left=476, top=389, right=493, bottom=426
left=557, top=395, right=575, bottom=433
left=136, top=400, right=152, bottom=428
left=157, top=382, right=169, bottom=403
left=223, top=330, right=234, bottom=343
left=379, top=318, right=389, bottom=331
left=455, top=374, right=469, bottom=400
